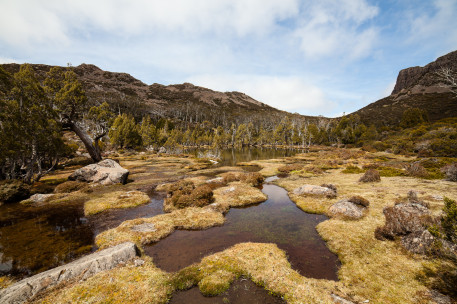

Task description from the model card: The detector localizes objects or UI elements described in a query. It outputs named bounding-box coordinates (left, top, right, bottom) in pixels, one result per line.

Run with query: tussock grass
left=276, top=157, right=457, bottom=303
left=95, top=207, right=225, bottom=250
left=84, top=190, right=150, bottom=216
left=211, top=182, right=267, bottom=213
left=172, top=242, right=352, bottom=303
left=35, top=258, right=173, bottom=304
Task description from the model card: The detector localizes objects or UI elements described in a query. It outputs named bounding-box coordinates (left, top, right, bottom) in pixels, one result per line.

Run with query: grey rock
left=375, top=203, right=433, bottom=240
left=0, top=242, right=138, bottom=304
left=293, top=184, right=337, bottom=198
left=401, top=229, right=435, bottom=254
left=68, top=159, right=129, bottom=185
left=130, top=223, right=156, bottom=233
left=429, top=289, right=453, bottom=304
left=329, top=199, right=366, bottom=220
left=331, top=294, right=356, bottom=304
left=158, top=147, right=167, bottom=154
left=24, top=193, right=55, bottom=204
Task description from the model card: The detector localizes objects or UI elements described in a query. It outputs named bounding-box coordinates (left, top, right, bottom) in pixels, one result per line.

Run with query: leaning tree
left=44, top=67, right=113, bottom=162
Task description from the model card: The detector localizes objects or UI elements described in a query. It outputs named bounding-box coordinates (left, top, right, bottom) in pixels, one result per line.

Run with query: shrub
left=165, top=181, right=214, bottom=210
left=348, top=195, right=370, bottom=207
left=321, top=183, right=337, bottom=194
left=406, top=162, right=427, bottom=178
left=377, top=166, right=405, bottom=177
left=442, top=163, right=457, bottom=182
left=342, top=165, right=364, bottom=174
left=221, top=172, right=264, bottom=187
left=277, top=163, right=303, bottom=173
left=54, top=181, right=89, bottom=193
left=359, top=169, right=381, bottom=182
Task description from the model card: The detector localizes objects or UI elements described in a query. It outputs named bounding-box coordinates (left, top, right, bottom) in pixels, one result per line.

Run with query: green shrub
left=342, top=165, right=364, bottom=174
left=378, top=166, right=405, bottom=177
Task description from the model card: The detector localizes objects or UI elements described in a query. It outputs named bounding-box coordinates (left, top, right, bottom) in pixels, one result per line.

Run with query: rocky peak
left=392, top=50, right=457, bottom=95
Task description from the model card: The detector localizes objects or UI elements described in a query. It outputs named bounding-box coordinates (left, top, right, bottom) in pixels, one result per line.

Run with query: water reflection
left=145, top=184, right=340, bottom=280
left=187, top=147, right=302, bottom=166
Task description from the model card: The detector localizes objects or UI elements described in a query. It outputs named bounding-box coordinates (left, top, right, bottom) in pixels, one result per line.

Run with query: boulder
left=23, top=193, right=55, bottom=204
left=68, top=159, right=129, bottom=185
left=158, top=146, right=167, bottom=154
left=0, top=242, right=138, bottom=304
left=293, top=184, right=337, bottom=198
left=328, top=199, right=366, bottom=220
left=375, top=203, right=434, bottom=240
left=401, top=229, right=436, bottom=254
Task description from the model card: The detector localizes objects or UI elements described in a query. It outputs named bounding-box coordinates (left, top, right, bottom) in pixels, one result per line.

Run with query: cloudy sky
left=1, top=0, right=456, bottom=117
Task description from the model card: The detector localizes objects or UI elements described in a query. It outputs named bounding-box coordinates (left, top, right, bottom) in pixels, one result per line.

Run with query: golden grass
left=274, top=153, right=457, bottom=303
left=211, top=182, right=267, bottom=213
left=34, top=258, right=173, bottom=304
left=34, top=243, right=350, bottom=304
left=172, top=242, right=352, bottom=303
left=27, top=149, right=457, bottom=303
left=84, top=190, right=150, bottom=216
left=95, top=207, right=225, bottom=250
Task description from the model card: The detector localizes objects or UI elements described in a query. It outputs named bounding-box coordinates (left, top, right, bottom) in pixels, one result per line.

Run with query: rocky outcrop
left=392, top=50, right=457, bottom=95
left=0, top=242, right=138, bottom=304
left=328, top=199, right=366, bottom=220
left=293, top=184, right=337, bottom=198
left=68, top=159, right=129, bottom=185
left=401, top=229, right=436, bottom=254
left=375, top=203, right=434, bottom=240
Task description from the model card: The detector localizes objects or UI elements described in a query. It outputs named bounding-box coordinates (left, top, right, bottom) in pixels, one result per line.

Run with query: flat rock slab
left=0, top=242, right=138, bottom=304
left=68, top=159, right=129, bottom=185
left=293, top=184, right=337, bottom=198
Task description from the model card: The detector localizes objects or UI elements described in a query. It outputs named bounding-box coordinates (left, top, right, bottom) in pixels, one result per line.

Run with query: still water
left=145, top=183, right=339, bottom=280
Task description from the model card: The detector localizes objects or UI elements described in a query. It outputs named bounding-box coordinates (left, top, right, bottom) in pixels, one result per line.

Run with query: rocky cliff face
left=354, top=50, right=457, bottom=126
left=392, top=50, right=457, bottom=95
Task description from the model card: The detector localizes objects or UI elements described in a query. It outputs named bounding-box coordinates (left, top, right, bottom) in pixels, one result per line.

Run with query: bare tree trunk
left=67, top=120, right=103, bottom=162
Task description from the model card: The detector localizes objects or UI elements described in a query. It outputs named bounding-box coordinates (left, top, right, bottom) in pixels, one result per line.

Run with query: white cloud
left=187, top=74, right=335, bottom=115
left=293, top=0, right=379, bottom=60
left=0, top=0, right=300, bottom=47
left=408, top=0, right=457, bottom=51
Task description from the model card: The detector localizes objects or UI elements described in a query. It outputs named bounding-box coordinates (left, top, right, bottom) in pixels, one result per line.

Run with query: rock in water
left=328, top=199, right=366, bottom=220
left=68, top=159, right=129, bottom=185
left=293, top=184, right=337, bottom=198
left=0, top=242, right=138, bottom=304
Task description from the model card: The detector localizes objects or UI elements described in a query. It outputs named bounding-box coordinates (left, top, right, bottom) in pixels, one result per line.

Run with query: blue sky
left=0, top=0, right=456, bottom=117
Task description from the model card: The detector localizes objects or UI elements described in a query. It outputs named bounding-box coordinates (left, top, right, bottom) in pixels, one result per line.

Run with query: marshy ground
left=1, top=148, right=456, bottom=303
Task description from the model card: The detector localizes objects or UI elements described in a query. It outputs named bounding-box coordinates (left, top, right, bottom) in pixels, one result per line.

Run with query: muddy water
left=169, top=277, right=285, bottom=304
left=145, top=183, right=340, bottom=280
left=0, top=194, right=164, bottom=279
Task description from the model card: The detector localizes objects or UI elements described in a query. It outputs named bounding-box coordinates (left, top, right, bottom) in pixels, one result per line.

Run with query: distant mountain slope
left=0, top=63, right=318, bottom=127
left=355, top=50, right=457, bottom=126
